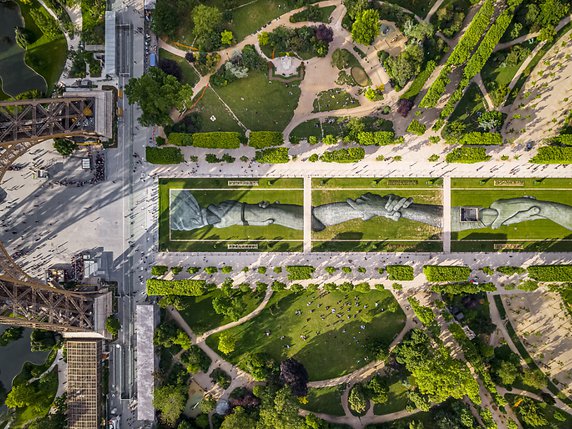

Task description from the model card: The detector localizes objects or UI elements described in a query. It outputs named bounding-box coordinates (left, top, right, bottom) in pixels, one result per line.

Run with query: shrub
left=249, top=131, right=284, bottom=148
left=320, top=147, right=365, bottom=163
left=258, top=266, right=267, bottom=274
left=406, top=119, right=426, bottom=135
left=355, top=282, right=370, bottom=293
left=530, top=146, right=572, bottom=164
left=518, top=280, right=539, bottom=291
left=171, top=266, right=183, bottom=275
left=407, top=297, right=435, bottom=326
left=446, top=146, right=491, bottom=163
left=255, top=147, right=290, bottom=163
left=193, top=132, right=242, bottom=148
left=210, top=368, right=231, bottom=389
left=187, top=267, right=200, bottom=274
left=386, top=265, right=414, bottom=281
left=286, top=265, right=315, bottom=280
left=527, top=265, right=572, bottom=282
left=273, top=267, right=282, bottom=274
left=204, top=266, right=218, bottom=274
left=151, top=265, right=169, bottom=276
left=401, top=60, right=437, bottom=100
left=147, top=279, right=207, bottom=296
left=167, top=133, right=194, bottom=146
left=181, top=345, right=211, bottom=373
left=146, top=146, right=183, bottom=164
left=356, top=131, right=399, bottom=146
left=458, top=132, right=503, bottom=145
left=431, top=282, right=496, bottom=295
left=221, top=266, right=233, bottom=274
left=496, top=266, right=526, bottom=276
left=308, top=153, right=319, bottom=162
left=271, top=281, right=286, bottom=291
left=423, top=265, right=471, bottom=282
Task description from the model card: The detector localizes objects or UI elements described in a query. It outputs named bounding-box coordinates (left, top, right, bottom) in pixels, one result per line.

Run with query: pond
left=0, top=325, right=49, bottom=392
left=0, top=1, right=47, bottom=97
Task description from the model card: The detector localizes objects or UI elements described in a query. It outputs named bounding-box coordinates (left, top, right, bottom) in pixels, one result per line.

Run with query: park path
left=424, top=0, right=446, bottom=22
left=194, top=287, right=273, bottom=343
left=299, top=407, right=419, bottom=429
left=27, top=348, right=63, bottom=385
left=496, top=386, right=572, bottom=416
left=474, top=74, right=494, bottom=110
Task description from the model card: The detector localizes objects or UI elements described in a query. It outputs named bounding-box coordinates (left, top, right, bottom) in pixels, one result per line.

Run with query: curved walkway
left=299, top=407, right=420, bottom=429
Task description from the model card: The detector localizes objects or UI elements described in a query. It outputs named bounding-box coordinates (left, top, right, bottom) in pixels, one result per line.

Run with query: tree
left=403, top=20, right=434, bottom=41
left=218, top=332, right=237, bottom=355
left=105, top=315, right=121, bottom=337
left=348, top=384, right=367, bottom=413
left=159, top=58, right=182, bottom=81
left=125, top=68, right=192, bottom=126
left=221, top=30, right=234, bottom=46
left=493, top=360, right=519, bottom=386
left=316, top=24, right=333, bottom=42
left=221, top=406, right=257, bottom=429
left=384, top=44, right=423, bottom=89
left=521, top=369, right=547, bottom=390
left=152, top=0, right=178, bottom=37
left=279, top=358, right=309, bottom=397
left=366, top=375, right=389, bottom=404
left=258, top=31, right=269, bottom=46
left=192, top=5, right=223, bottom=51
left=53, top=138, right=78, bottom=156
left=257, top=386, right=307, bottom=429
left=5, top=383, right=34, bottom=409
left=154, top=384, right=187, bottom=426
left=351, top=9, right=380, bottom=45
left=517, top=397, right=548, bottom=428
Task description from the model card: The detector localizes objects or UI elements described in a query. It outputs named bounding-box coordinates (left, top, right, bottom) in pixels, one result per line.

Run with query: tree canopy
left=351, top=9, right=380, bottom=45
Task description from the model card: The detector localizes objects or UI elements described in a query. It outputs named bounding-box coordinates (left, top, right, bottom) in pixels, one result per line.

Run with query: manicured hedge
left=458, top=132, right=503, bottom=145
left=356, top=131, right=399, bottom=146
left=527, top=265, right=572, bottom=282
left=431, top=282, right=496, bottom=295
left=286, top=265, right=316, bottom=280
left=386, top=265, right=414, bottom=281
left=401, top=60, right=437, bottom=100
left=553, top=134, right=572, bottom=145
left=406, top=119, right=426, bottom=136
left=445, top=146, right=491, bottom=163
left=146, top=279, right=208, bottom=296
left=146, top=146, right=184, bottom=164
left=320, top=147, right=365, bottom=163
left=254, top=147, right=290, bottom=163
left=419, top=69, right=450, bottom=108
left=423, top=265, right=471, bottom=282
left=496, top=266, right=526, bottom=275
left=249, top=131, right=284, bottom=148
left=193, top=132, right=242, bottom=149
left=151, top=265, right=169, bottom=276
left=168, top=133, right=194, bottom=146
left=407, top=297, right=435, bottom=326
left=530, top=146, right=572, bottom=164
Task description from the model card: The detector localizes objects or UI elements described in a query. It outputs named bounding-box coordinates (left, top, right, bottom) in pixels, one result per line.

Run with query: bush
left=286, top=266, right=315, bottom=280
left=458, top=132, right=503, bottom=145
left=356, top=131, right=399, bottom=146
left=181, top=345, right=211, bottom=373
left=423, top=265, right=471, bottom=282
left=151, top=265, right=169, bottom=276
left=54, top=139, right=78, bottom=156
left=146, top=146, right=183, bottom=164
left=527, top=265, right=572, bottom=282
left=210, top=368, right=231, bottom=389
left=431, top=282, right=496, bottom=295
left=255, top=147, right=290, bottom=163
left=320, top=147, right=365, bottom=163
left=530, top=146, right=572, bottom=164
left=386, top=265, right=414, bottom=281
left=401, top=60, right=437, bottom=100
left=167, top=133, right=194, bottom=146
left=407, top=297, right=436, bottom=326
left=175, top=132, right=242, bottom=148
left=249, top=131, right=284, bottom=148
left=147, top=279, right=208, bottom=296
left=496, top=266, right=526, bottom=276
left=406, top=119, right=426, bottom=135
left=445, top=146, right=491, bottom=163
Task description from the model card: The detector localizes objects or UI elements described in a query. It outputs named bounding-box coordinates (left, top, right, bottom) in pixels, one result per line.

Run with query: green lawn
left=313, top=88, right=360, bottom=113
left=507, top=394, right=572, bottom=429
left=290, top=5, right=336, bottom=23
left=159, top=178, right=304, bottom=252
left=384, top=0, right=437, bottom=17
left=159, top=48, right=200, bottom=86
left=178, top=289, right=265, bottom=334
left=312, top=178, right=443, bottom=252
left=373, top=373, right=412, bottom=415
left=212, top=71, right=301, bottom=131
left=451, top=178, right=572, bottom=252
left=443, top=83, right=486, bottom=136
left=291, top=119, right=322, bottom=139
left=207, top=289, right=406, bottom=381
left=189, top=87, right=244, bottom=133
left=302, top=386, right=345, bottom=416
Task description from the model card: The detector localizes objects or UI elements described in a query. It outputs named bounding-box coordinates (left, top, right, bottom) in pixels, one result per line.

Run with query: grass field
left=385, top=0, right=437, bottom=17
left=159, top=178, right=304, bottom=252
left=189, top=87, right=244, bottom=133
left=451, top=178, right=572, bottom=252
left=302, top=386, right=345, bottom=416
left=312, top=178, right=443, bottom=252
left=313, top=88, right=360, bottom=113
left=178, top=289, right=265, bottom=334
left=158, top=48, right=200, bottom=86
left=207, top=289, right=406, bottom=381
left=373, top=373, right=412, bottom=415
left=290, top=119, right=322, bottom=139
left=444, top=83, right=486, bottom=136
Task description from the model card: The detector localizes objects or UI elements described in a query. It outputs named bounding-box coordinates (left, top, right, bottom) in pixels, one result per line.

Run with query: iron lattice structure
left=0, top=97, right=96, bottom=145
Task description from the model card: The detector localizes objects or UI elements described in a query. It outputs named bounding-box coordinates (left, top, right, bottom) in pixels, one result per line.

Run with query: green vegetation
left=527, top=265, right=572, bottom=282
left=260, top=25, right=332, bottom=59
left=169, top=132, right=242, bottom=148
left=254, top=147, right=290, bottom=164
left=302, top=386, right=344, bottom=416
left=387, top=0, right=438, bottom=17
left=208, top=289, right=406, bottom=381
left=158, top=48, right=200, bottom=86
left=423, top=265, right=471, bottom=282
left=356, top=131, right=402, bottom=146
left=313, top=88, right=360, bottom=112
left=145, top=146, right=184, bottom=164
left=105, top=315, right=121, bottom=337
left=147, top=279, right=208, bottom=296
left=290, top=5, right=336, bottom=23
left=401, top=60, right=437, bottom=100
left=81, top=0, right=105, bottom=44
left=320, top=147, right=365, bottom=163
left=386, top=265, right=414, bottom=281
left=407, top=297, right=436, bottom=327
left=458, top=132, right=503, bottom=145
left=407, top=119, right=426, bottom=135
left=530, top=146, right=572, bottom=164
left=53, top=138, right=77, bottom=156
left=285, top=266, right=315, bottom=281
left=0, top=327, right=24, bottom=347
left=351, top=9, right=380, bottom=45
left=507, top=394, right=572, bottom=429
left=497, top=266, right=526, bottom=275
left=249, top=131, right=284, bottom=148
left=432, top=282, right=496, bottom=295
left=446, top=146, right=491, bottom=163
left=151, top=265, right=169, bottom=276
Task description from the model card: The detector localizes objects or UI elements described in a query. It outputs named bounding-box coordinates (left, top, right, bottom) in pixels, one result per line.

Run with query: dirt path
left=474, top=73, right=494, bottom=110
left=425, top=0, right=445, bottom=22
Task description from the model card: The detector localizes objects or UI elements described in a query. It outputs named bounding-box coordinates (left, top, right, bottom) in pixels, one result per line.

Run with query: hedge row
left=496, top=266, right=526, bottom=275
left=431, top=282, right=496, bottom=295
left=401, top=60, right=437, bottom=100
left=553, top=134, right=572, bottom=145
left=527, top=265, right=572, bottom=282
left=194, top=132, right=242, bottom=148
left=423, top=265, right=471, bottom=282
left=249, top=131, right=284, bottom=148
left=254, top=147, right=290, bottom=163
left=530, top=146, right=572, bottom=164
left=458, top=132, right=503, bottom=145
left=445, top=146, right=491, bottom=163
left=168, top=133, right=194, bottom=146
left=386, top=265, right=414, bottom=281
left=147, top=279, right=208, bottom=296
left=419, top=69, right=450, bottom=108
left=356, top=131, right=400, bottom=146
left=286, top=265, right=316, bottom=280
left=320, top=147, right=365, bottom=163
left=146, top=146, right=184, bottom=164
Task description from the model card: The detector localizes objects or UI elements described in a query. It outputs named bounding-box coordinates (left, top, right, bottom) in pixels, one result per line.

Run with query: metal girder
left=0, top=97, right=97, bottom=145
